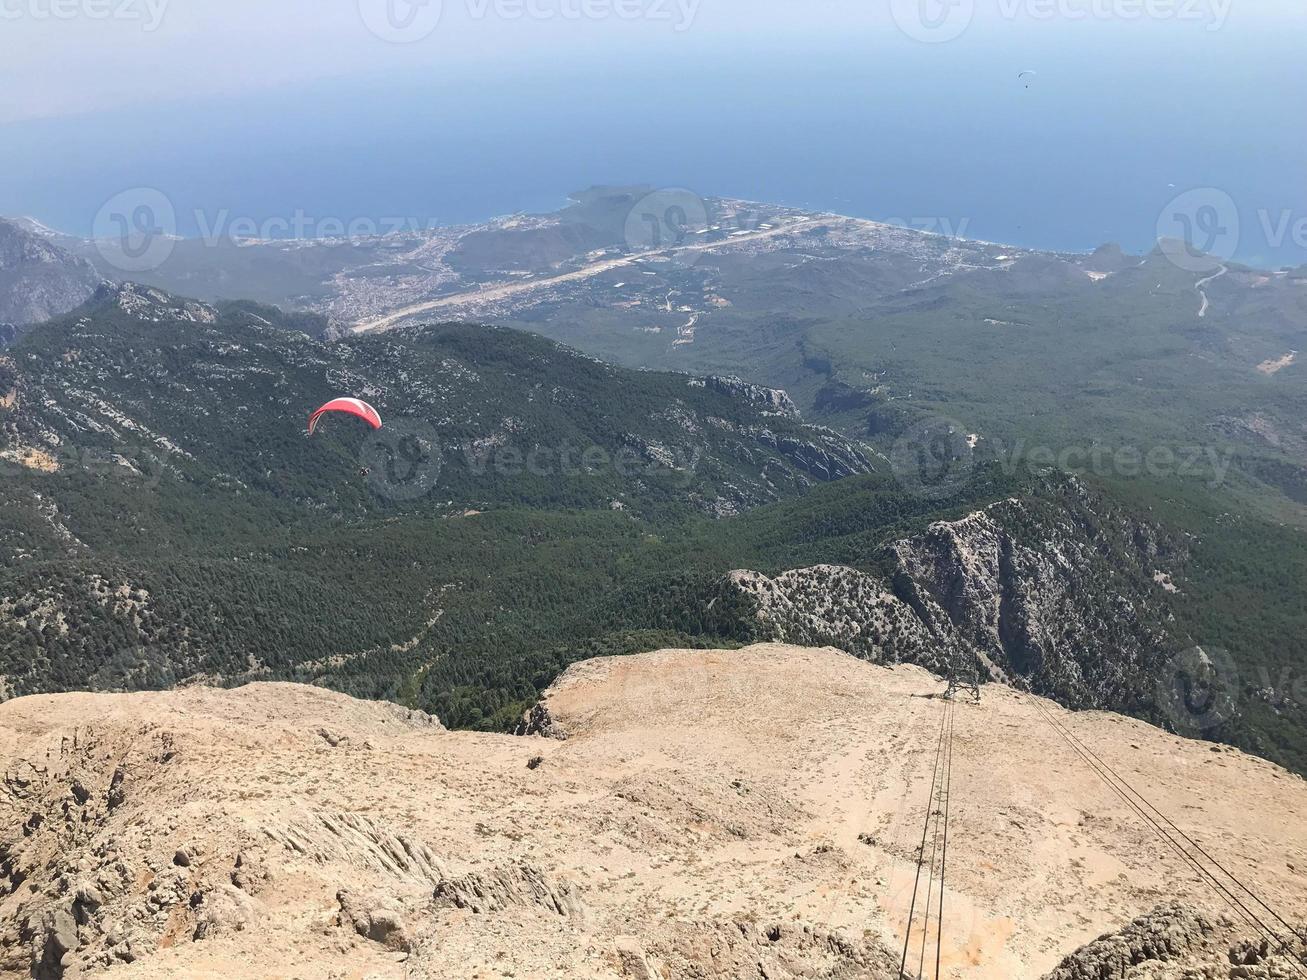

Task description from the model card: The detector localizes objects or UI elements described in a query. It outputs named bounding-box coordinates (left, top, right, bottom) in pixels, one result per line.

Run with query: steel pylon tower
left=944, top=647, right=980, bottom=702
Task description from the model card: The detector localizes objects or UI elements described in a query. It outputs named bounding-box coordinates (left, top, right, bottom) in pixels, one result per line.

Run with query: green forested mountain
left=0, top=282, right=881, bottom=705
left=1, top=284, right=1305, bottom=775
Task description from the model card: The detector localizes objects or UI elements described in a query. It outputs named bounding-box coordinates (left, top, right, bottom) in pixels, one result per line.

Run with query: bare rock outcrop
left=887, top=485, right=1177, bottom=711
left=699, top=376, right=800, bottom=416
left=720, top=478, right=1183, bottom=716
left=191, top=884, right=258, bottom=942
left=1042, top=903, right=1307, bottom=979
left=632, top=918, right=901, bottom=979
left=268, top=810, right=450, bottom=884
left=0, top=219, right=99, bottom=332
left=97, top=282, right=217, bottom=324
left=336, top=889, right=412, bottom=952
left=431, top=862, right=583, bottom=920
left=514, top=701, right=567, bottom=740
left=722, top=564, right=958, bottom=673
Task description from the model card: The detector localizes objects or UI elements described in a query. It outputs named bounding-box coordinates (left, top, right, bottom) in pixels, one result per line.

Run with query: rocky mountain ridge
left=0, top=220, right=99, bottom=333
left=718, top=479, right=1184, bottom=721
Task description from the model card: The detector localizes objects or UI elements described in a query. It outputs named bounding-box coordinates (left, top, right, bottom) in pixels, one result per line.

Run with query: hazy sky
left=4, top=0, right=1302, bottom=124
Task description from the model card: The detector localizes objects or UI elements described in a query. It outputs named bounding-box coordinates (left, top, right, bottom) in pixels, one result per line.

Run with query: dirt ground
left=2, top=643, right=1305, bottom=979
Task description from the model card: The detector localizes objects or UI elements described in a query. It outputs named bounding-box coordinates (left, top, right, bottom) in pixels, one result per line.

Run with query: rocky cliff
left=719, top=478, right=1184, bottom=717
left=1043, top=904, right=1290, bottom=979
left=0, top=221, right=100, bottom=333
left=723, top=564, right=964, bottom=674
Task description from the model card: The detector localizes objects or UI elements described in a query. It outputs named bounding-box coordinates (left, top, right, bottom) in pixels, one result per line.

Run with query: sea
left=3, top=21, right=1304, bottom=268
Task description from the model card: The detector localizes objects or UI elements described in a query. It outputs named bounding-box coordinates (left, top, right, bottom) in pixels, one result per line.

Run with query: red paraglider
left=307, top=397, right=383, bottom=435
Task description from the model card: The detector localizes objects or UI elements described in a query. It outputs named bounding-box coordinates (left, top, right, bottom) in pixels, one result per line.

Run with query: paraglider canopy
left=1018, top=69, right=1037, bottom=88
left=308, top=397, right=383, bottom=435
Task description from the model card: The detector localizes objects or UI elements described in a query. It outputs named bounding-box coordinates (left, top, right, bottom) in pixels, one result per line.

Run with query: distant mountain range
left=9, top=189, right=1301, bottom=520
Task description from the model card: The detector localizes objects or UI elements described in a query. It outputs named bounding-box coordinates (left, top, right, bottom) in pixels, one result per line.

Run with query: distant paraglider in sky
left=1018, top=70, right=1037, bottom=89
left=308, top=397, right=383, bottom=435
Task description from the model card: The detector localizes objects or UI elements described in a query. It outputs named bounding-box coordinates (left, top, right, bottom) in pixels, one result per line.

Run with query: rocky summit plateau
left=2, top=643, right=1304, bottom=979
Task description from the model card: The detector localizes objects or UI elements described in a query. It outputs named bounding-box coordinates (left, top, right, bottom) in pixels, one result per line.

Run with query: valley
left=1, top=187, right=1305, bottom=775
left=0, top=281, right=1303, bottom=776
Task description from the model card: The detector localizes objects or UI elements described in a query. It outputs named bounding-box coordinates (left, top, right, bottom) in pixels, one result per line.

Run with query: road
left=350, top=218, right=822, bottom=334
left=1195, top=264, right=1228, bottom=318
